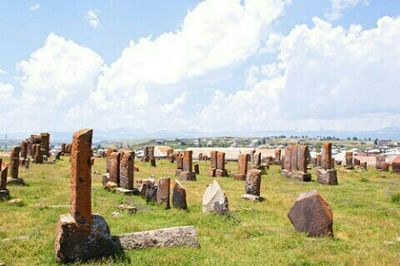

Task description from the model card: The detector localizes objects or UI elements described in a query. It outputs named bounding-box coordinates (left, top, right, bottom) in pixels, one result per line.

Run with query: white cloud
left=199, top=16, right=400, bottom=131
left=68, top=0, right=288, bottom=130
left=85, top=9, right=100, bottom=28
left=0, top=69, right=6, bottom=75
left=325, top=0, right=369, bottom=21
left=29, top=4, right=40, bottom=11
left=12, top=33, right=104, bottom=131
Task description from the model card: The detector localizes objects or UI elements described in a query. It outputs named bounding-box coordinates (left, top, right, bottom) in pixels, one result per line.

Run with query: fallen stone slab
left=6, top=177, right=25, bottom=186
left=115, top=187, right=139, bottom=195
left=241, top=194, right=263, bottom=201
left=117, top=226, right=199, bottom=250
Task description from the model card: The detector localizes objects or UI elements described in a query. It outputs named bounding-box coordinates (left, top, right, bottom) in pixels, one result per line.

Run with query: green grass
left=1, top=157, right=400, bottom=265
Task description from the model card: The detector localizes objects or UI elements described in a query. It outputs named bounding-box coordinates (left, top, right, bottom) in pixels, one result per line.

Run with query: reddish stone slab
left=70, top=128, right=93, bottom=225
left=182, top=151, right=193, bottom=172
left=288, top=190, right=333, bottom=237
left=9, top=146, right=21, bottom=179
left=210, top=151, right=217, bottom=169
left=245, top=169, right=261, bottom=196
left=119, top=150, right=134, bottom=190
left=216, top=152, right=225, bottom=170
left=321, top=143, right=332, bottom=170
left=237, top=154, right=249, bottom=177
left=40, top=132, right=50, bottom=157
left=297, top=145, right=308, bottom=173
left=172, top=180, right=187, bottom=210
left=284, top=145, right=292, bottom=170
left=108, top=151, right=121, bottom=185
left=157, top=177, right=170, bottom=209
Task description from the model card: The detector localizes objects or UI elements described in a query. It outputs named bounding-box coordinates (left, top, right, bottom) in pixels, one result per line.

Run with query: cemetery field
left=1, top=158, right=400, bottom=265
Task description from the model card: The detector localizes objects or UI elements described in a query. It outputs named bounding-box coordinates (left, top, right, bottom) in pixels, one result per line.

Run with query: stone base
left=0, top=189, right=10, bottom=201
left=241, top=194, right=263, bottom=201
left=281, top=170, right=311, bottom=182
left=115, top=188, right=136, bottom=195
left=215, top=169, right=228, bottom=177
left=180, top=171, right=196, bottom=181
left=316, top=168, right=338, bottom=185
left=233, top=174, right=246, bottom=181
left=54, top=214, right=120, bottom=263
left=7, top=177, right=25, bottom=185
left=207, top=168, right=216, bottom=177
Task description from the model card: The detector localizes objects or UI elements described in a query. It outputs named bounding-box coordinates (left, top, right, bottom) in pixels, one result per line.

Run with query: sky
left=0, top=0, right=399, bottom=135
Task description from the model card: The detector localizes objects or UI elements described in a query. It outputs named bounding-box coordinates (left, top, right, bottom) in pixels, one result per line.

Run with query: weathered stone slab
left=287, top=190, right=333, bottom=237
left=210, top=151, right=217, bottom=169
left=182, top=151, right=193, bottom=172
left=70, top=128, right=93, bottom=225
left=9, top=146, right=21, bottom=179
left=321, top=143, right=332, bottom=170
left=194, top=164, right=199, bottom=174
left=119, top=150, right=134, bottom=190
left=117, top=226, right=199, bottom=250
left=156, top=177, right=170, bottom=209
left=150, top=157, right=156, bottom=167
left=202, top=180, right=229, bottom=215
left=317, top=169, right=338, bottom=185
left=216, top=152, right=225, bottom=170
left=172, top=180, right=187, bottom=210
left=244, top=169, right=261, bottom=196
left=108, top=151, right=121, bottom=186
left=237, top=154, right=249, bottom=178
left=179, top=171, right=196, bottom=181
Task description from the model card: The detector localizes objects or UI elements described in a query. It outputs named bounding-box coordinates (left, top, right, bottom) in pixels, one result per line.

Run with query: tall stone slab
left=40, top=132, right=50, bottom=157
left=9, top=146, right=21, bottom=179
left=108, top=151, right=121, bottom=186
left=317, top=143, right=338, bottom=185
left=242, top=169, right=263, bottom=201
left=20, top=141, right=28, bottom=159
left=157, top=177, right=170, bottom=209
left=234, top=154, right=249, bottom=180
left=282, top=145, right=311, bottom=181
left=70, top=129, right=93, bottom=225
left=215, top=152, right=228, bottom=177
left=119, top=150, right=134, bottom=190
left=34, top=144, right=43, bottom=164
left=180, top=151, right=196, bottom=181
left=55, top=129, right=118, bottom=263
left=0, top=163, right=9, bottom=200
left=345, top=152, right=354, bottom=169
left=172, top=180, right=187, bottom=210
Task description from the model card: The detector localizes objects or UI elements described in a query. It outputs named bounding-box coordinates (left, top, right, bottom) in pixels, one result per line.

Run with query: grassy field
left=1, top=156, right=400, bottom=265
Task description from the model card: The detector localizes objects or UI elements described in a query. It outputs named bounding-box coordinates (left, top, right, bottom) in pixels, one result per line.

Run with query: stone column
left=172, top=180, right=187, bottom=210
left=20, top=141, right=28, bottom=159
left=9, top=146, right=21, bottom=179
left=234, top=154, right=249, bottom=180
left=182, top=151, right=193, bottom=172
left=119, top=150, right=134, bottom=190
left=40, top=132, right=50, bottom=157
left=108, top=151, right=121, bottom=186
left=297, top=145, right=308, bottom=173
left=321, top=143, right=332, bottom=170
left=216, top=152, right=228, bottom=177
left=208, top=150, right=218, bottom=177
left=70, top=128, right=93, bottom=225
left=242, top=169, right=262, bottom=201
left=157, top=177, right=170, bottom=209
left=34, top=144, right=43, bottom=164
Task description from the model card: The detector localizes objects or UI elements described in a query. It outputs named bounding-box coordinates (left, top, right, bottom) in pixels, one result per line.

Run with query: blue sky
left=0, top=0, right=399, bottom=134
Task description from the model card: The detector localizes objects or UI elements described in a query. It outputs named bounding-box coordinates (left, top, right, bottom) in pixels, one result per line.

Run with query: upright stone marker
left=179, top=151, right=196, bottom=181
left=234, top=154, right=249, bottom=180
left=288, top=190, right=333, bottom=237
left=281, top=144, right=311, bottom=181
left=119, top=150, right=134, bottom=190
left=34, top=144, right=43, bottom=164
left=0, top=160, right=10, bottom=200
left=55, top=128, right=118, bottom=263
left=215, top=152, right=228, bottom=177
left=157, top=177, right=170, bottom=209
left=40, top=132, right=50, bottom=157
left=345, top=152, right=354, bottom=169
left=108, top=151, right=121, bottom=186
left=241, top=169, right=263, bottom=201
left=208, top=151, right=217, bottom=177
left=172, top=180, right=187, bottom=210
left=7, top=146, right=25, bottom=185
left=202, top=180, right=229, bottom=215
left=317, top=143, right=338, bottom=185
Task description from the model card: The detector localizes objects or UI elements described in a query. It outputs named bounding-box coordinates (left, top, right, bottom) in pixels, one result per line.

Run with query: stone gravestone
left=175, top=153, right=183, bottom=175
left=207, top=151, right=218, bottom=177
left=54, top=129, right=118, bottom=263
left=0, top=160, right=10, bottom=200
left=202, top=180, right=229, bottom=215
left=178, top=151, right=196, bottom=181
left=215, top=152, right=228, bottom=177
left=241, top=169, right=263, bottom=201
left=316, top=143, right=338, bottom=185
left=172, top=180, right=188, bottom=210
left=274, top=149, right=281, bottom=165
left=234, top=154, right=249, bottom=180
left=105, top=148, right=117, bottom=173
left=118, top=150, right=135, bottom=193
left=392, top=156, right=400, bottom=174
left=40, top=132, right=50, bottom=157
left=194, top=164, right=200, bottom=174
left=345, top=152, right=354, bottom=169
left=33, top=144, right=44, bottom=164
left=156, top=177, right=170, bottom=209
left=281, top=144, right=311, bottom=181
left=7, top=146, right=25, bottom=185
left=150, top=157, right=156, bottom=167
left=287, top=190, right=333, bottom=237
left=108, top=151, right=121, bottom=186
